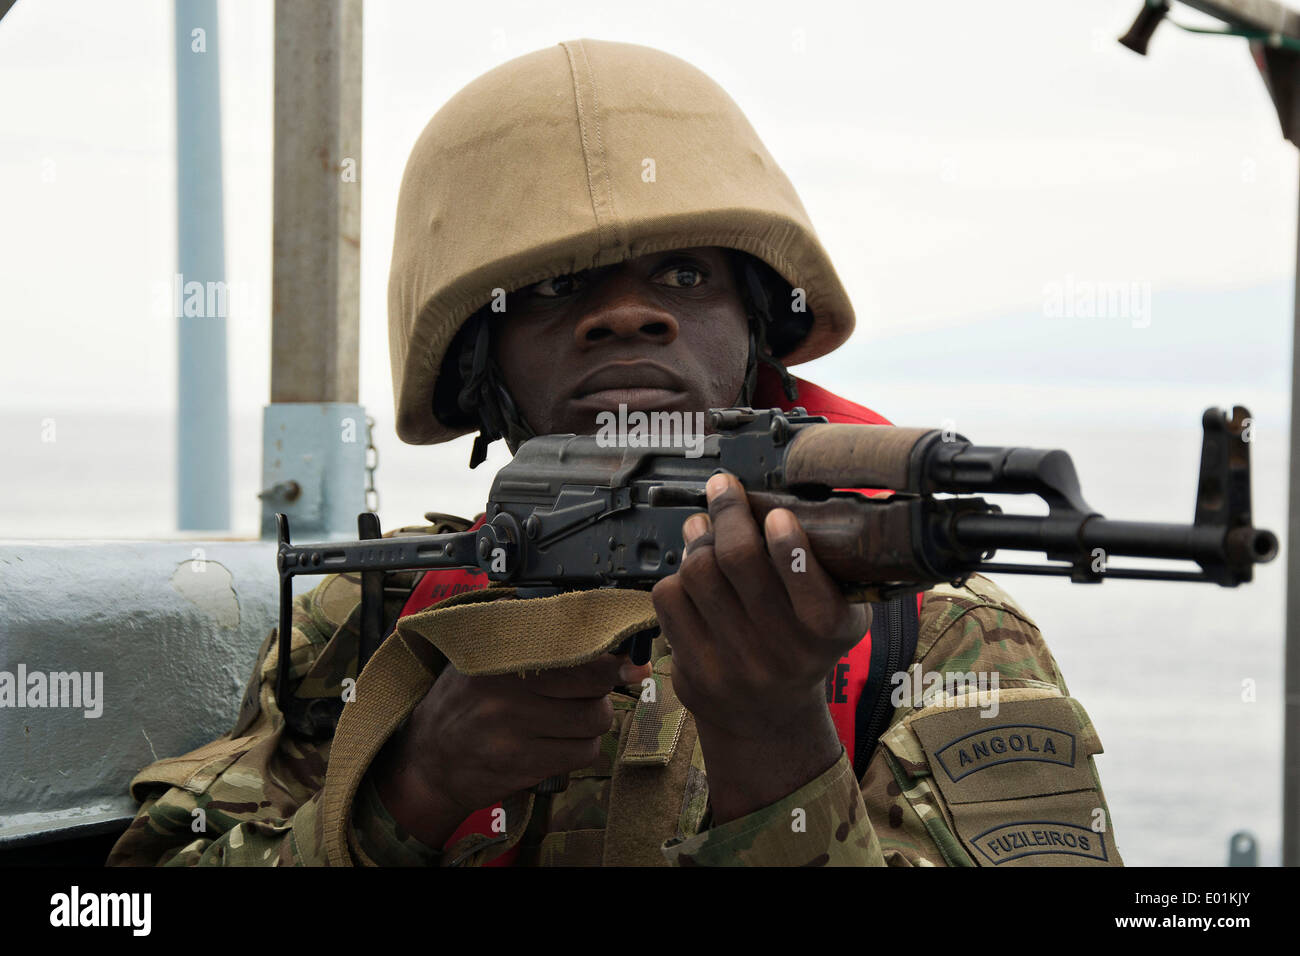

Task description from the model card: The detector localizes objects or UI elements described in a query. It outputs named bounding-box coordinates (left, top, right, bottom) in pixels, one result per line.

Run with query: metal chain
left=364, top=416, right=380, bottom=513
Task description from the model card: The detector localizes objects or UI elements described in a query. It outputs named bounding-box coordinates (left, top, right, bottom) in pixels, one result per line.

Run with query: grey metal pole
left=174, top=0, right=230, bottom=532
left=260, top=0, right=366, bottom=541
left=269, top=0, right=362, bottom=403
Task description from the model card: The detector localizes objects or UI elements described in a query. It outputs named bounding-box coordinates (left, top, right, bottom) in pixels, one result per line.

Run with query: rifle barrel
left=950, top=511, right=1277, bottom=585
left=952, top=512, right=1275, bottom=562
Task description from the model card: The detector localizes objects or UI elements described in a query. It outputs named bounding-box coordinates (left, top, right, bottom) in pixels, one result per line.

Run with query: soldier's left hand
left=651, top=472, right=871, bottom=741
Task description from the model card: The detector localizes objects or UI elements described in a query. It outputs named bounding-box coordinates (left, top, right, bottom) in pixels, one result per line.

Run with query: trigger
left=631, top=631, right=652, bottom=666
left=621, top=627, right=655, bottom=666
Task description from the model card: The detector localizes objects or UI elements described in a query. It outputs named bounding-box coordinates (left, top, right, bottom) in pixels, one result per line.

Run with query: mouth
left=569, top=362, right=690, bottom=411
left=571, top=387, right=686, bottom=409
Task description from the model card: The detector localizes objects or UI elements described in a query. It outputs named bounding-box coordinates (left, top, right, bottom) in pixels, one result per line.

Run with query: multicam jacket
left=107, top=511, right=1123, bottom=868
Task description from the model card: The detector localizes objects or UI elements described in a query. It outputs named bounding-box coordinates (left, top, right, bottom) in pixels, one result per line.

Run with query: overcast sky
left=2, top=0, right=1295, bottom=410
left=0, top=0, right=1296, bottom=530
left=3, top=2, right=1293, bottom=865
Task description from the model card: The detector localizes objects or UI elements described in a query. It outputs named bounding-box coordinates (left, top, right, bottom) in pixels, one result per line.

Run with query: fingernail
left=706, top=473, right=729, bottom=501
left=683, top=513, right=709, bottom=543
left=766, top=508, right=796, bottom=537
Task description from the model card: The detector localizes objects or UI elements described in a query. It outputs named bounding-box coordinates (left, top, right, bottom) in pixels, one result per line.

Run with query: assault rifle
left=272, top=405, right=1277, bottom=722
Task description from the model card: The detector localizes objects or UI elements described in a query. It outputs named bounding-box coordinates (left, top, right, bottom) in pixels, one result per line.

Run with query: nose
left=572, top=274, right=679, bottom=349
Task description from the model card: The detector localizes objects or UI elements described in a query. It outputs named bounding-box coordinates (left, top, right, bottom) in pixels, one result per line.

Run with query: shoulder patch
left=909, top=696, right=1098, bottom=803
left=882, top=689, right=1121, bottom=866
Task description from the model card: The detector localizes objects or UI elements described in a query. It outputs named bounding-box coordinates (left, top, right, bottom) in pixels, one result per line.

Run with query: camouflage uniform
left=109, top=39, right=1124, bottom=867
left=107, top=518, right=1123, bottom=867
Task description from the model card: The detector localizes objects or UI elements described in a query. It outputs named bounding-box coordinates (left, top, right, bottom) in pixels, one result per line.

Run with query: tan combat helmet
left=388, top=38, right=856, bottom=446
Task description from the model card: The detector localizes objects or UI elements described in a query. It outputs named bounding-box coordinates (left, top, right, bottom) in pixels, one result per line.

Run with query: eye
left=658, top=265, right=705, bottom=289
left=531, top=274, right=586, bottom=298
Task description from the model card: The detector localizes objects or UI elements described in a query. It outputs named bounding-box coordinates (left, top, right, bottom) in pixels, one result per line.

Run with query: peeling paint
left=169, top=560, right=240, bottom=628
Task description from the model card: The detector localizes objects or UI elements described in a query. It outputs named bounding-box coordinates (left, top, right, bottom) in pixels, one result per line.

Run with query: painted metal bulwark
left=0, top=541, right=279, bottom=847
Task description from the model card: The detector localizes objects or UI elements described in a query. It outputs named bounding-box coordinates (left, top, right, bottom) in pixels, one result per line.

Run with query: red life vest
left=751, top=367, right=925, bottom=779
left=396, top=366, right=922, bottom=860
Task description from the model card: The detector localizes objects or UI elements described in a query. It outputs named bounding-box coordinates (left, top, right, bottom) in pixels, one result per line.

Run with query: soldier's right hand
left=372, top=650, right=652, bottom=849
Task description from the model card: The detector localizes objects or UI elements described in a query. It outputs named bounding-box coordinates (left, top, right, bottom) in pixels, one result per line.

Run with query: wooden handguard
left=783, top=423, right=936, bottom=492
left=746, top=491, right=932, bottom=597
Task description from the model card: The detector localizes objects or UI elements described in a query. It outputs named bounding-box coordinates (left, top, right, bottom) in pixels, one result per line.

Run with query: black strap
left=852, top=595, right=921, bottom=780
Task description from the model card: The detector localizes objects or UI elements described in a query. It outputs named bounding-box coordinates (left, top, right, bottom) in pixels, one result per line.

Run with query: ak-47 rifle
left=272, top=404, right=1277, bottom=730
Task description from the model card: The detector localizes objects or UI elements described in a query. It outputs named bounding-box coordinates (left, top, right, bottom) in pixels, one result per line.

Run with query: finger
left=651, top=573, right=719, bottom=684
left=703, top=473, right=785, bottom=609
left=514, top=653, right=643, bottom=699
left=764, top=508, right=862, bottom=637
left=508, top=694, right=616, bottom=740
left=605, top=646, right=654, bottom=688
left=515, top=737, right=606, bottom=781
left=676, top=512, right=750, bottom=640
left=681, top=511, right=714, bottom=560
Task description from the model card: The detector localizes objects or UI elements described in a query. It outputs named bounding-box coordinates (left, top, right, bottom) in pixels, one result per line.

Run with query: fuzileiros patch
left=905, top=693, right=1122, bottom=866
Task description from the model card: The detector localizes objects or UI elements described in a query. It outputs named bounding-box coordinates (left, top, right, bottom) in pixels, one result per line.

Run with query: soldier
left=108, top=39, right=1122, bottom=867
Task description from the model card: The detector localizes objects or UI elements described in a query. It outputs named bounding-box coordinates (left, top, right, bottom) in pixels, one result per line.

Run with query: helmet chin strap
left=455, top=311, right=536, bottom=468
left=733, top=320, right=796, bottom=410
left=455, top=262, right=799, bottom=468
left=738, top=255, right=800, bottom=405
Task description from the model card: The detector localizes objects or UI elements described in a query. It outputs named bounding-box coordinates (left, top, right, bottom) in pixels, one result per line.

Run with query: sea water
left=0, top=390, right=1289, bottom=866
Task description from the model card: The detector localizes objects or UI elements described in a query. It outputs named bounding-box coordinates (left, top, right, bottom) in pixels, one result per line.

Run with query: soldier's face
left=493, top=246, right=752, bottom=436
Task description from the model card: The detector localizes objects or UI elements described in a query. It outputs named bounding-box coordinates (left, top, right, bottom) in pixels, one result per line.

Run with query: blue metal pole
left=174, top=0, right=230, bottom=531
